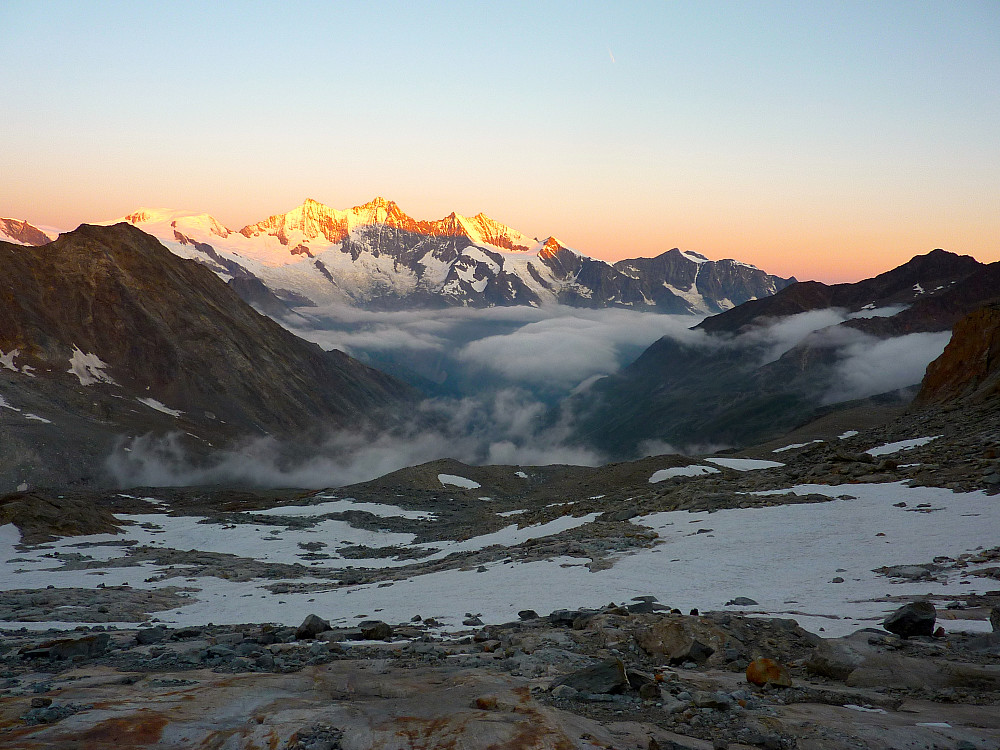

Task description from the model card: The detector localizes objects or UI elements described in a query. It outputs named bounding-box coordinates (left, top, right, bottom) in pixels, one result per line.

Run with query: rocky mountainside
left=916, top=303, right=1000, bottom=406
left=0, top=223, right=415, bottom=490
left=570, top=250, right=1000, bottom=456
left=109, top=198, right=794, bottom=314
left=698, top=248, right=984, bottom=334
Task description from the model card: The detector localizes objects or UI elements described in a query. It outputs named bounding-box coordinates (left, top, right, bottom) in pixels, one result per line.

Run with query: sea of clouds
left=108, top=303, right=951, bottom=488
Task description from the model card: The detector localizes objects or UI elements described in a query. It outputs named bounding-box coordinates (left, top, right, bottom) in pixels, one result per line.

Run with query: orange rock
left=746, top=657, right=792, bottom=687
left=473, top=695, right=499, bottom=710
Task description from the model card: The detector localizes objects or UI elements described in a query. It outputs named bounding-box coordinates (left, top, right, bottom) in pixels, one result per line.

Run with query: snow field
left=0, top=483, right=997, bottom=638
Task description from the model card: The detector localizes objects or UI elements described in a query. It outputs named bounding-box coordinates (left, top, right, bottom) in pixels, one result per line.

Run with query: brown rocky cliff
left=915, top=304, right=1000, bottom=406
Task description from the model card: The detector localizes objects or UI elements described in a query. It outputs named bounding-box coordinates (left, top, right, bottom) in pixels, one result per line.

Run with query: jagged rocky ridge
left=0, top=223, right=416, bottom=489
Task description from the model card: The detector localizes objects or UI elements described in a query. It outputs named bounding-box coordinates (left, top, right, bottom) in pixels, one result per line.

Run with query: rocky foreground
left=2, top=389, right=1000, bottom=748
left=1, top=599, right=999, bottom=749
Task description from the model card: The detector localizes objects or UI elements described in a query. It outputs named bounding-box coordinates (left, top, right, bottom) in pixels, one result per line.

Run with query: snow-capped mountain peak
left=10, top=197, right=795, bottom=314
left=123, top=208, right=233, bottom=240
left=239, top=199, right=350, bottom=245
left=0, top=218, right=56, bottom=246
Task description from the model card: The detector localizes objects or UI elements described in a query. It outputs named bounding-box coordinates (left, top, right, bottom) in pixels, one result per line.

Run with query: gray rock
left=883, top=601, right=936, bottom=638
left=551, top=658, right=627, bottom=695
left=359, top=620, right=393, bottom=640
left=550, top=684, right=578, bottom=699
left=692, top=690, right=732, bottom=710
left=36, top=633, right=110, bottom=661
left=295, top=614, right=331, bottom=641
left=726, top=597, right=759, bottom=606
left=638, top=682, right=662, bottom=701
left=661, top=694, right=688, bottom=714
left=805, top=634, right=875, bottom=680
left=548, top=609, right=591, bottom=627
left=206, top=645, right=235, bottom=659
left=136, top=626, right=168, bottom=645
left=877, top=564, right=939, bottom=580
left=846, top=653, right=1000, bottom=691
left=517, top=609, right=539, bottom=621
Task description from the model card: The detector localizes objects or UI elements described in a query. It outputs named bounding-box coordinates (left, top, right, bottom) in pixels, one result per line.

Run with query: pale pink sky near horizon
left=2, top=1, right=997, bottom=284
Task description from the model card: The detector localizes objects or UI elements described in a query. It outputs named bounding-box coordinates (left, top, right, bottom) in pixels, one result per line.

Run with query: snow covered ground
left=1, top=482, right=997, bottom=637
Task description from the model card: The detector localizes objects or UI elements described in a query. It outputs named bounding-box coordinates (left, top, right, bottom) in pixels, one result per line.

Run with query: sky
left=1, top=1, right=997, bottom=282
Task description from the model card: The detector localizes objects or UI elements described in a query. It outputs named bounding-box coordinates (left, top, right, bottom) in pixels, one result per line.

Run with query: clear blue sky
left=2, top=0, right=997, bottom=281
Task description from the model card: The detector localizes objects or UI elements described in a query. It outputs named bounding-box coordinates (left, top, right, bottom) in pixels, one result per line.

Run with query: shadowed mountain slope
left=0, top=223, right=416, bottom=489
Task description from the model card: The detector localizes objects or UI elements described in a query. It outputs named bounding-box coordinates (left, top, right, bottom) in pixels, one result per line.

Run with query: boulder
left=991, top=606, right=1000, bottom=632
left=136, top=626, right=168, bottom=645
left=295, top=614, right=331, bottom=641
left=31, top=633, right=110, bottom=661
left=638, top=683, right=662, bottom=701
left=635, top=617, right=722, bottom=665
left=746, top=657, right=792, bottom=687
left=847, top=654, right=1000, bottom=691
left=551, top=658, right=628, bottom=695
left=805, top=634, right=876, bottom=681
left=359, top=620, right=393, bottom=640
left=693, top=690, right=734, bottom=709
left=883, top=601, right=936, bottom=638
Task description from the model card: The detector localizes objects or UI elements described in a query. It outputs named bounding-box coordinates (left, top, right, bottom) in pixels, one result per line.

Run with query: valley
left=1, top=215, right=998, bottom=749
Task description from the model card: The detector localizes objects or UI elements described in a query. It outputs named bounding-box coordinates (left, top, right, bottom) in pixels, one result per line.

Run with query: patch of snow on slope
left=847, top=305, right=909, bottom=319
left=866, top=436, right=941, bottom=456
left=773, top=440, right=824, bottom=453
left=136, top=398, right=183, bottom=417
left=839, top=430, right=859, bottom=439
left=649, top=466, right=720, bottom=482
left=68, top=347, right=115, bottom=386
left=706, top=458, right=785, bottom=471
left=0, top=394, right=50, bottom=423
left=681, top=251, right=709, bottom=264
left=255, top=498, right=435, bottom=520
left=0, top=349, right=33, bottom=376
left=438, top=474, right=481, bottom=489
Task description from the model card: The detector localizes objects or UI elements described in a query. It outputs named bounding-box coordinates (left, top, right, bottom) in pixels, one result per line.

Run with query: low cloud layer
left=107, top=387, right=603, bottom=489
left=823, top=331, right=951, bottom=404
left=108, top=302, right=955, bottom=488
left=289, top=305, right=706, bottom=393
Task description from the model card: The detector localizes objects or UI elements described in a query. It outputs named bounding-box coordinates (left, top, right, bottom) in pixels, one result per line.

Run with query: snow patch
left=705, top=458, right=785, bottom=471
left=649, top=465, right=720, bottom=482
left=438, top=474, right=481, bottom=489
left=68, top=347, right=115, bottom=386
left=866, top=436, right=941, bottom=456
left=136, top=398, right=183, bottom=417
left=255, top=498, right=434, bottom=520
left=773, top=440, right=824, bottom=453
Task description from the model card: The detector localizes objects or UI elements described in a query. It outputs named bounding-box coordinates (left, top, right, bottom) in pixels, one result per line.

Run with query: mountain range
left=3, top=199, right=998, bottom=489
left=3, top=198, right=794, bottom=315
